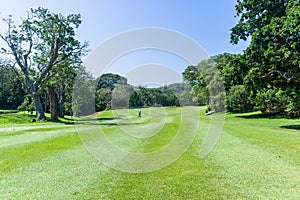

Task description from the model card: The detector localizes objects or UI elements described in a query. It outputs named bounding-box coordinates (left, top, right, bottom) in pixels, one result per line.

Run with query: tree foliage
left=230, top=0, right=290, bottom=44
left=0, top=7, right=87, bottom=120
left=230, top=0, right=300, bottom=116
left=94, top=73, right=180, bottom=111
left=227, top=85, right=253, bottom=113
left=0, top=59, right=25, bottom=109
left=182, top=58, right=226, bottom=112
left=95, top=73, right=128, bottom=111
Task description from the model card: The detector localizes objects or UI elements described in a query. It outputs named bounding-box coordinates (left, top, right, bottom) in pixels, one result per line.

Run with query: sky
left=0, top=0, right=250, bottom=85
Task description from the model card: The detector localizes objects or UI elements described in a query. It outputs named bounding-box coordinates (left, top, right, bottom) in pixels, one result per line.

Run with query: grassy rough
left=0, top=107, right=300, bottom=199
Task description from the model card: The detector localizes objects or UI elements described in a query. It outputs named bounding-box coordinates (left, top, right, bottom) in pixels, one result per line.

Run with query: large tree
left=231, top=0, right=300, bottom=116
left=182, top=59, right=226, bottom=112
left=0, top=7, right=87, bottom=120
left=46, top=56, right=82, bottom=120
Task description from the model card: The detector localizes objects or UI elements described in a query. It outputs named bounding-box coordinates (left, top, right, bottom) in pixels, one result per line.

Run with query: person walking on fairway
left=138, top=109, right=141, bottom=117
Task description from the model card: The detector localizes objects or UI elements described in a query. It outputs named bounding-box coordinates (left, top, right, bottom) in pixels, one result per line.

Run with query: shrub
left=255, top=88, right=291, bottom=115
left=18, top=97, right=35, bottom=113
left=227, top=85, right=253, bottom=113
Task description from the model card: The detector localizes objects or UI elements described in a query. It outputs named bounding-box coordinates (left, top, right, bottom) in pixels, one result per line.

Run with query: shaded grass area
left=0, top=112, right=36, bottom=125
left=0, top=110, right=18, bottom=114
left=0, top=126, right=70, bottom=138
left=0, top=108, right=300, bottom=199
left=236, top=111, right=282, bottom=119
left=0, top=112, right=79, bottom=128
left=281, top=124, right=300, bottom=130
left=235, top=111, right=300, bottom=119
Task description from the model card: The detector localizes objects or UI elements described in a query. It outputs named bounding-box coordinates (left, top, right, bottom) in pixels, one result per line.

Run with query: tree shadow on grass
left=236, top=113, right=282, bottom=119
left=0, top=113, right=36, bottom=124
left=97, top=117, right=121, bottom=121
left=46, top=117, right=75, bottom=125
left=53, top=116, right=140, bottom=127
left=0, top=110, right=18, bottom=114
left=280, top=125, right=300, bottom=131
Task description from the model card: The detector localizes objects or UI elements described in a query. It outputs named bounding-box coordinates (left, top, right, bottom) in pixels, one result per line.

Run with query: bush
left=209, top=92, right=226, bottom=112
left=18, top=97, right=35, bottom=113
left=227, top=85, right=253, bottom=113
left=255, top=88, right=291, bottom=115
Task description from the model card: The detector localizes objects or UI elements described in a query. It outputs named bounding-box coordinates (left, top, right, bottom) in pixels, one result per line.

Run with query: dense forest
left=0, top=0, right=299, bottom=120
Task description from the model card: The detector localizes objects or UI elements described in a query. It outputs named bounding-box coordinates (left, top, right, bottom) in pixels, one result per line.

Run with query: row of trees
left=94, top=73, right=182, bottom=112
left=0, top=62, right=184, bottom=117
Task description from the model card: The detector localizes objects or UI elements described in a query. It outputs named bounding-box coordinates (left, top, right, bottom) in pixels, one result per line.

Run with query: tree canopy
left=238, top=0, right=300, bottom=116
left=0, top=7, right=87, bottom=120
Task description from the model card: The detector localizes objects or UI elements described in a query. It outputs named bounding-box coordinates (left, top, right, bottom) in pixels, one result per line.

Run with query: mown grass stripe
left=0, top=126, right=73, bottom=138
left=207, top=129, right=300, bottom=199
left=224, top=117, right=300, bottom=167
left=0, top=145, right=106, bottom=200
left=0, top=128, right=75, bottom=149
left=0, top=132, right=81, bottom=175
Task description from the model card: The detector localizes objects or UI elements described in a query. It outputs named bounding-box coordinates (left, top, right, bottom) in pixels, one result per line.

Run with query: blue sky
left=0, top=0, right=249, bottom=84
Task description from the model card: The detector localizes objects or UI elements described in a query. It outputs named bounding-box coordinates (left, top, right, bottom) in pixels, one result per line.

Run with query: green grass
left=0, top=107, right=300, bottom=199
left=0, top=112, right=36, bottom=125
left=0, top=111, right=75, bottom=126
left=0, top=110, right=18, bottom=114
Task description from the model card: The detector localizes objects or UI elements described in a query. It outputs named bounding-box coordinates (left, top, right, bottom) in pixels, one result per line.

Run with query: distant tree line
left=94, top=73, right=190, bottom=113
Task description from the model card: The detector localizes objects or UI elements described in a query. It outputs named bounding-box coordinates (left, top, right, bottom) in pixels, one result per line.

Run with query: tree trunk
left=58, top=83, right=65, bottom=118
left=58, top=100, right=64, bottom=118
left=48, top=86, right=59, bottom=121
left=31, top=91, right=46, bottom=120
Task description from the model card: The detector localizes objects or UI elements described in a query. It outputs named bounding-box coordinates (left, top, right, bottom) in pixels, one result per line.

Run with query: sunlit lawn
left=0, top=107, right=300, bottom=199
